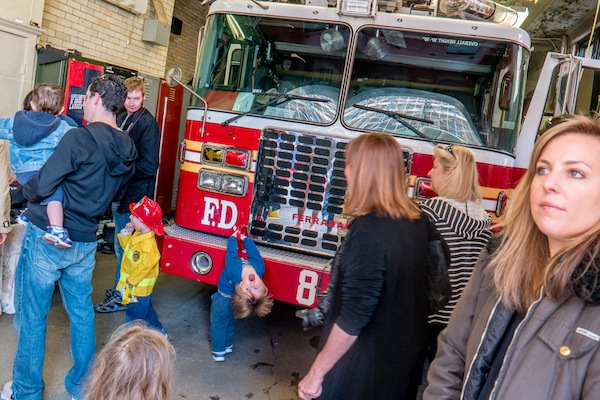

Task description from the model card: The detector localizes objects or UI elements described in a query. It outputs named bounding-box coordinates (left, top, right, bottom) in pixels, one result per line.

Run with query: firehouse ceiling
left=506, top=0, right=598, bottom=42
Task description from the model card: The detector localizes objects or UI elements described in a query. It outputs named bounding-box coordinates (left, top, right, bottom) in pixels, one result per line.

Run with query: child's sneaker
left=43, top=225, right=73, bottom=248
left=1, top=381, right=13, bottom=400
left=212, top=352, right=225, bottom=362
left=225, top=345, right=233, bottom=354
left=15, top=211, right=29, bottom=226
left=94, top=289, right=126, bottom=313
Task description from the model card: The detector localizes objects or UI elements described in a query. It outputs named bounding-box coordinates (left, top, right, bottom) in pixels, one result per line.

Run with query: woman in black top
left=298, top=132, right=431, bottom=400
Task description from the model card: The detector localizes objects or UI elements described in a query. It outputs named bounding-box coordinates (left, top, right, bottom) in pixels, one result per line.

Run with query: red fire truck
left=160, top=0, right=600, bottom=307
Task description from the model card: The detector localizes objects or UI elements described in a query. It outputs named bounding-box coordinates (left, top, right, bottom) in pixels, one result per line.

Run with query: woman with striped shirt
left=420, top=144, right=492, bottom=359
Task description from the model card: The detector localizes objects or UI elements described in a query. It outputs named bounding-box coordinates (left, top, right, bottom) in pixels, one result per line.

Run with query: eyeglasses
left=445, top=145, right=456, bottom=159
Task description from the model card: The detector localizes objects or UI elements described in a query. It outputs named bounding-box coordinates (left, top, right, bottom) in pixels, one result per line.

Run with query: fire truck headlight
left=190, top=252, right=212, bottom=275
left=198, top=170, right=222, bottom=191
left=221, top=174, right=247, bottom=196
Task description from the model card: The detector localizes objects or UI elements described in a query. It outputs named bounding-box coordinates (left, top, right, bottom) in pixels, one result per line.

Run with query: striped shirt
left=420, top=197, right=492, bottom=326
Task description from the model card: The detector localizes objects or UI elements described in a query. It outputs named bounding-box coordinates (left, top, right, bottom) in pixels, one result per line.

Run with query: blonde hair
left=124, top=76, right=146, bottom=95
left=232, top=284, right=274, bottom=318
left=31, top=83, right=64, bottom=115
left=491, top=116, right=600, bottom=314
left=343, top=132, right=420, bottom=220
left=433, top=144, right=482, bottom=203
left=85, top=322, right=175, bottom=400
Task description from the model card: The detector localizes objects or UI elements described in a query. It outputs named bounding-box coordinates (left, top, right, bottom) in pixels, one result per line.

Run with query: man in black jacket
left=94, top=76, right=160, bottom=313
left=5, top=75, right=136, bottom=400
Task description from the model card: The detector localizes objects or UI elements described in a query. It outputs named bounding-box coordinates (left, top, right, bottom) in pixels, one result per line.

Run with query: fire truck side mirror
left=166, top=66, right=183, bottom=88
left=165, top=65, right=208, bottom=137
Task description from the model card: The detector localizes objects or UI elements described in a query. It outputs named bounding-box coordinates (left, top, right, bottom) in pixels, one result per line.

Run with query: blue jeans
left=126, top=293, right=164, bottom=331
left=12, top=223, right=97, bottom=400
left=112, top=202, right=131, bottom=288
left=210, top=291, right=236, bottom=354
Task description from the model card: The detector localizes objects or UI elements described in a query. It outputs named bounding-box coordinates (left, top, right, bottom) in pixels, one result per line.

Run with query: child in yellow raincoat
left=116, top=196, right=166, bottom=336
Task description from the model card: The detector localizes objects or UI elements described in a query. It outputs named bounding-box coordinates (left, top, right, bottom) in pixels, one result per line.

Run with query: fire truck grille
left=250, top=128, right=412, bottom=256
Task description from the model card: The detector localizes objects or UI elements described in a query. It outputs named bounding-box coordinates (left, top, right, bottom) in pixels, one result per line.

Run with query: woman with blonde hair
left=421, top=144, right=491, bottom=358
left=85, top=322, right=176, bottom=400
left=425, top=116, right=600, bottom=399
left=298, top=132, right=434, bottom=400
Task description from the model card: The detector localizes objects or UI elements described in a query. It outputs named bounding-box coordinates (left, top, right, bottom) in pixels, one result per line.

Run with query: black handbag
left=425, top=220, right=452, bottom=314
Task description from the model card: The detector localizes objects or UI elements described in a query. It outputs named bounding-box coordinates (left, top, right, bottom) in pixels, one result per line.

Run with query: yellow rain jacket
left=116, top=230, right=160, bottom=298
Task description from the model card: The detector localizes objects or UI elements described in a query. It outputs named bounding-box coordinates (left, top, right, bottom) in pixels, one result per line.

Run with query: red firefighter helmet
left=129, top=196, right=164, bottom=236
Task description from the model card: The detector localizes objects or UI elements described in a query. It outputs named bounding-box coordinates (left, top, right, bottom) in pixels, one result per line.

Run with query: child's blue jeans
left=126, top=293, right=164, bottom=332
left=210, top=291, right=236, bottom=354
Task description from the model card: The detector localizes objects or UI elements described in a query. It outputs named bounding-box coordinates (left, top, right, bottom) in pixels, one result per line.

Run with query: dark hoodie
left=23, top=122, right=137, bottom=242
left=12, top=110, right=62, bottom=146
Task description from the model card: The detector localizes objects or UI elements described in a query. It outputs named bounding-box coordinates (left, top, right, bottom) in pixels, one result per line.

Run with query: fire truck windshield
left=194, top=14, right=347, bottom=125
left=193, top=13, right=529, bottom=154
left=344, top=28, right=529, bottom=153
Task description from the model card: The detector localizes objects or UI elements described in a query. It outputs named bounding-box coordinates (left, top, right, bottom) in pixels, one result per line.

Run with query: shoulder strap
left=123, top=109, right=147, bottom=134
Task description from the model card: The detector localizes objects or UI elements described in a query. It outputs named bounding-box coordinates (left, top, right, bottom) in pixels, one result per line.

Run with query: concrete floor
left=0, top=251, right=320, bottom=400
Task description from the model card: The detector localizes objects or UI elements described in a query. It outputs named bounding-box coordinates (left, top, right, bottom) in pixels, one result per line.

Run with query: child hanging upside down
left=210, top=229, right=274, bottom=361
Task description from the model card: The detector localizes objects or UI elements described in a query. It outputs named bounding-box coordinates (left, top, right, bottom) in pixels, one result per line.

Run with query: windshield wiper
left=351, top=103, right=435, bottom=143
left=222, top=93, right=331, bottom=126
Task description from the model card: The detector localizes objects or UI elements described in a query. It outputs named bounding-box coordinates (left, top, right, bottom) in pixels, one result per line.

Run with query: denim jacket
left=0, top=110, right=75, bottom=174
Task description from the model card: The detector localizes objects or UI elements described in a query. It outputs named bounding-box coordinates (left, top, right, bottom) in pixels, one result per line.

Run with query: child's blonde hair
left=85, top=322, right=175, bottom=400
left=31, top=83, right=64, bottom=115
left=232, top=284, right=274, bottom=318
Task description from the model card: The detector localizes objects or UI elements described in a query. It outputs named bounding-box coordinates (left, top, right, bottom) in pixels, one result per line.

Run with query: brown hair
left=343, top=132, right=420, bottom=220
left=124, top=76, right=146, bottom=95
left=30, top=83, right=64, bottom=115
left=491, top=116, right=600, bottom=314
left=232, top=284, right=274, bottom=318
left=22, top=90, right=34, bottom=111
left=85, top=322, right=175, bottom=400
left=433, top=144, right=482, bottom=203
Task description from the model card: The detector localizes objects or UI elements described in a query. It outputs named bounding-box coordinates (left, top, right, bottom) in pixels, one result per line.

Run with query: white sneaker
left=1, top=381, right=13, bottom=400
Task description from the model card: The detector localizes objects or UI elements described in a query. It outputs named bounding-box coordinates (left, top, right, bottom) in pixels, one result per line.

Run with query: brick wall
left=39, top=0, right=176, bottom=77
left=165, top=0, right=209, bottom=84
